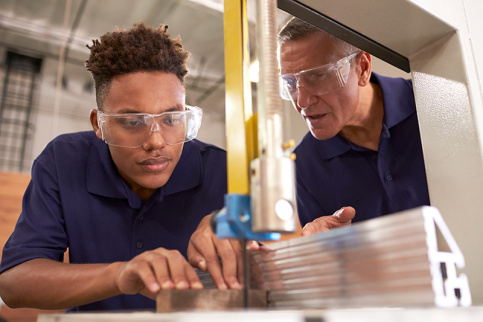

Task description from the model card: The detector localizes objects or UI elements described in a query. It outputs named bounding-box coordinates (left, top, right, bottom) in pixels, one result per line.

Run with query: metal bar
left=223, top=0, right=254, bottom=194
left=156, top=289, right=267, bottom=312
left=250, top=0, right=297, bottom=234
left=277, top=0, right=410, bottom=72
left=249, top=207, right=471, bottom=308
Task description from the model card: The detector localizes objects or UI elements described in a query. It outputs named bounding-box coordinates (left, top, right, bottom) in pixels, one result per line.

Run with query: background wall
left=0, top=0, right=409, bottom=174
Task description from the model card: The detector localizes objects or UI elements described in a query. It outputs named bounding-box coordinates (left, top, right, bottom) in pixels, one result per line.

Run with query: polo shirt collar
left=163, top=140, right=202, bottom=196
left=86, top=138, right=202, bottom=200
left=371, top=73, right=415, bottom=129
left=315, top=72, right=415, bottom=160
left=87, top=138, right=127, bottom=199
left=314, top=134, right=352, bottom=160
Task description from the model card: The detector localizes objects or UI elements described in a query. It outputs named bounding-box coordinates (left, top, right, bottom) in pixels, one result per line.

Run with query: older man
left=278, top=17, right=429, bottom=229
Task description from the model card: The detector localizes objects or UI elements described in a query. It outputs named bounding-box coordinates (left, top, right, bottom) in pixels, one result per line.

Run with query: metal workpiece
left=249, top=206, right=471, bottom=309
left=156, top=289, right=267, bottom=313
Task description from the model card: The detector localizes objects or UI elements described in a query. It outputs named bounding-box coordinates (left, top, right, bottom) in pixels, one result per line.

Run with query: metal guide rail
left=250, top=206, right=471, bottom=309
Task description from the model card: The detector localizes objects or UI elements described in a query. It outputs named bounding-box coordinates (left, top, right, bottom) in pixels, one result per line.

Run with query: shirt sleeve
left=0, top=148, right=68, bottom=274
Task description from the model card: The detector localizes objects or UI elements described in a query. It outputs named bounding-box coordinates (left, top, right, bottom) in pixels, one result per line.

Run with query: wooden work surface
left=0, top=171, right=64, bottom=322
left=0, top=171, right=30, bottom=254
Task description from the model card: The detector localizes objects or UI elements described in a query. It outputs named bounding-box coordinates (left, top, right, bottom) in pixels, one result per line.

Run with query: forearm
left=0, top=258, right=122, bottom=310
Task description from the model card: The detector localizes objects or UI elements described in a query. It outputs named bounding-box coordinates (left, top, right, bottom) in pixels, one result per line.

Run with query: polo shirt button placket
left=385, top=174, right=393, bottom=182
left=136, top=240, right=143, bottom=249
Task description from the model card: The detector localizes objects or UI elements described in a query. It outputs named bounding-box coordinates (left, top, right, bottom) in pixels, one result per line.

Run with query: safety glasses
left=96, top=105, right=202, bottom=148
left=280, top=52, right=359, bottom=101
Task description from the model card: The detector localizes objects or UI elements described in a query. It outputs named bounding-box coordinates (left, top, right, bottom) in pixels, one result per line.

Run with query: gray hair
left=278, top=17, right=359, bottom=57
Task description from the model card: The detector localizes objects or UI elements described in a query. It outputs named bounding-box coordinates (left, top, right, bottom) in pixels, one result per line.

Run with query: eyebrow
left=115, top=105, right=184, bottom=114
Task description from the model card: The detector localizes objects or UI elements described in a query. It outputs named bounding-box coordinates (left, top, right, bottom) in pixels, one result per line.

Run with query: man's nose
left=296, top=84, right=314, bottom=109
left=143, top=122, right=166, bottom=150
left=150, top=122, right=162, bottom=134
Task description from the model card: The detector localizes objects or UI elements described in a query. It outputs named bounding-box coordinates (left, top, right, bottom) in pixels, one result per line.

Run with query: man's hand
left=301, top=206, right=355, bottom=236
left=187, top=214, right=258, bottom=290
left=115, top=247, right=202, bottom=300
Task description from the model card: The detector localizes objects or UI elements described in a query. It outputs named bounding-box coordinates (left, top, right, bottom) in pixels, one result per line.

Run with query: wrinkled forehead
left=279, top=31, right=343, bottom=75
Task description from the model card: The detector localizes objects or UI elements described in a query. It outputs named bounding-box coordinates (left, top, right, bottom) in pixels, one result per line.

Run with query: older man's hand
left=301, top=206, right=355, bottom=236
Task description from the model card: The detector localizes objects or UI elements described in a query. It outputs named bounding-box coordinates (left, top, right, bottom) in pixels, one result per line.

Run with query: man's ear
left=90, top=109, right=102, bottom=140
left=357, top=52, right=372, bottom=87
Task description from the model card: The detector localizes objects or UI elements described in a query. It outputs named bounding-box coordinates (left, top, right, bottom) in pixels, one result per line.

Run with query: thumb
left=333, top=206, right=356, bottom=224
left=247, top=240, right=260, bottom=251
left=301, top=206, right=356, bottom=237
left=187, top=248, right=207, bottom=271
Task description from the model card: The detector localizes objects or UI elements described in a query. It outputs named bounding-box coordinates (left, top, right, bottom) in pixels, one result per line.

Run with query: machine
left=38, top=0, right=483, bottom=320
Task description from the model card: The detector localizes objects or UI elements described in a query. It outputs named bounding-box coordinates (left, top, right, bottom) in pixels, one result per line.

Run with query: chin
left=145, top=179, right=170, bottom=190
left=135, top=174, right=170, bottom=189
left=310, top=130, right=330, bottom=140
left=309, top=121, right=342, bottom=140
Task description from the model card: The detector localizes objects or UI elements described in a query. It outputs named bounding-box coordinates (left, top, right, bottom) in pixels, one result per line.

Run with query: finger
left=301, top=222, right=317, bottom=236
left=132, top=260, right=165, bottom=294
left=301, top=207, right=356, bottom=236
left=187, top=215, right=213, bottom=271
left=247, top=240, right=260, bottom=251
left=189, top=228, right=227, bottom=289
left=199, top=239, right=227, bottom=290
left=333, top=206, right=356, bottom=224
left=158, top=250, right=190, bottom=290
left=323, top=206, right=354, bottom=230
left=146, top=253, right=175, bottom=290
left=215, top=239, right=242, bottom=289
left=231, top=240, right=244, bottom=289
left=183, top=261, right=203, bottom=290
left=187, top=247, right=207, bottom=272
left=301, top=217, right=329, bottom=236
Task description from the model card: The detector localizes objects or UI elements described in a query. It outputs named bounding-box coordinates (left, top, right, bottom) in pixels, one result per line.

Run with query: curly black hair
left=85, top=22, right=190, bottom=108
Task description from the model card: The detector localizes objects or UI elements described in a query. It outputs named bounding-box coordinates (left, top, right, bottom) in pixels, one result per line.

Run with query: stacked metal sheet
left=249, top=206, right=471, bottom=309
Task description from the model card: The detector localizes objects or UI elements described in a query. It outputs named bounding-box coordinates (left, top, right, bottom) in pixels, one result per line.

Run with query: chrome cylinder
left=252, top=0, right=297, bottom=233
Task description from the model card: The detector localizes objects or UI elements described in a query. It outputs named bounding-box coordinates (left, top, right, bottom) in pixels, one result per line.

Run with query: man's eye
left=284, top=77, right=297, bottom=88
left=307, top=71, right=328, bottom=80
left=119, top=117, right=145, bottom=127
left=163, top=115, right=182, bottom=125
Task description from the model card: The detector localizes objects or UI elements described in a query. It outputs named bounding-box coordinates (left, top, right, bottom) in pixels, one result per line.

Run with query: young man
left=0, top=23, right=226, bottom=312
left=278, top=17, right=430, bottom=229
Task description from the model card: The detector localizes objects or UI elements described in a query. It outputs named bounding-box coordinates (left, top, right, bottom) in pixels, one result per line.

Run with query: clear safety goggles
left=97, top=105, right=202, bottom=148
left=279, top=52, right=359, bottom=101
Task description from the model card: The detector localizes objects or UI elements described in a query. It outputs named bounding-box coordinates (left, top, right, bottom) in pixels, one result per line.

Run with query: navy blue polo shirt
left=294, top=73, right=430, bottom=227
left=0, top=131, right=227, bottom=312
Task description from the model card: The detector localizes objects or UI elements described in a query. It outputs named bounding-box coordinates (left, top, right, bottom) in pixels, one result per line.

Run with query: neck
left=339, top=82, right=384, bottom=151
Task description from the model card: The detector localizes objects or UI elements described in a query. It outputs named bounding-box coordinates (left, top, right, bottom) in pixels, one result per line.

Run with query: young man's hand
left=187, top=214, right=258, bottom=290
left=114, top=248, right=203, bottom=300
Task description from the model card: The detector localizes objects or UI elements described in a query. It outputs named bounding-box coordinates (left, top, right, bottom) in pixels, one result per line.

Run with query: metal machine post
left=250, top=0, right=297, bottom=234
left=215, top=0, right=297, bottom=240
